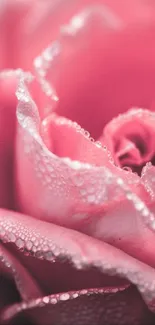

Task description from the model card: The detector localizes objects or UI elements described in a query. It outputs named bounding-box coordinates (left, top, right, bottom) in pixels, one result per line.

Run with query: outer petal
left=0, top=70, right=20, bottom=208
left=0, top=243, right=41, bottom=302
left=82, top=198, right=155, bottom=268
left=0, top=209, right=155, bottom=312
left=2, top=286, right=155, bottom=325
left=0, top=239, right=41, bottom=324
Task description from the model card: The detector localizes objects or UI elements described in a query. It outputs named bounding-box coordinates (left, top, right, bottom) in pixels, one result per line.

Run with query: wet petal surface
left=2, top=286, right=155, bottom=325
left=0, top=70, right=21, bottom=209
left=100, top=109, right=155, bottom=175
left=34, top=2, right=155, bottom=139
left=15, top=73, right=151, bottom=232
left=0, top=209, right=155, bottom=312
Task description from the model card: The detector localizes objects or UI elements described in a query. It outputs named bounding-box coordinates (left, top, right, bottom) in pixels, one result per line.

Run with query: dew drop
left=34, top=57, right=42, bottom=68
left=126, top=192, right=133, bottom=200
left=32, top=246, right=37, bottom=253
left=60, top=293, right=70, bottom=301
left=95, top=141, right=102, bottom=148
left=87, top=194, right=95, bottom=203
left=80, top=188, right=87, bottom=196
left=80, top=289, right=88, bottom=295
left=16, top=238, right=24, bottom=249
left=117, top=178, right=124, bottom=185
left=43, top=297, right=50, bottom=304
left=73, top=175, right=84, bottom=187
left=122, top=166, right=132, bottom=172
left=72, top=293, right=79, bottom=298
left=134, top=201, right=145, bottom=211
left=142, top=209, right=149, bottom=217
left=151, top=220, right=155, bottom=230
left=0, top=227, right=5, bottom=236
left=84, top=130, right=90, bottom=138
left=26, top=240, right=33, bottom=250
left=8, top=233, right=16, bottom=242
left=47, top=164, right=54, bottom=172
left=44, top=251, right=54, bottom=261
left=50, top=298, right=57, bottom=304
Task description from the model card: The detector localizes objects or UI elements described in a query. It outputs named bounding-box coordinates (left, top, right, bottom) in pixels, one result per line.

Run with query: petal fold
left=0, top=209, right=155, bottom=312
left=2, top=286, right=155, bottom=325
left=0, top=243, right=41, bottom=302
left=15, top=74, right=150, bottom=232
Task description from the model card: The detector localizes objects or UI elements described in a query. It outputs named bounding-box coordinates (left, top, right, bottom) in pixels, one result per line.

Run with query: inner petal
left=40, top=113, right=110, bottom=166
left=100, top=109, right=155, bottom=175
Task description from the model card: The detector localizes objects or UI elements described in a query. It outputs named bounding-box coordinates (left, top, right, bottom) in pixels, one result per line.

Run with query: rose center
left=101, top=110, right=155, bottom=176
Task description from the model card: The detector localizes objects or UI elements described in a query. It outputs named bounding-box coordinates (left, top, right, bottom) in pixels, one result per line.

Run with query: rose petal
left=39, top=109, right=155, bottom=257
left=82, top=198, right=155, bottom=268
left=2, top=286, right=155, bottom=325
left=34, top=4, right=123, bottom=135
left=13, top=252, right=127, bottom=296
left=100, top=109, right=155, bottom=171
left=17, top=0, right=89, bottom=70
left=17, top=0, right=150, bottom=70
left=41, top=113, right=113, bottom=165
left=3, top=0, right=155, bottom=71
left=0, top=276, right=20, bottom=311
left=0, top=243, right=41, bottom=302
left=15, top=73, right=150, bottom=231
left=141, top=163, right=155, bottom=200
left=34, top=3, right=155, bottom=139
left=0, top=0, right=31, bottom=69
left=0, top=70, right=19, bottom=208
left=0, top=209, right=155, bottom=311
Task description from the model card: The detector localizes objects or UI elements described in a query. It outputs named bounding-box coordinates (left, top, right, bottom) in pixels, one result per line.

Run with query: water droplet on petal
left=50, top=298, right=57, bottom=304
left=122, top=166, right=132, bottom=172
left=43, top=296, right=50, bottom=304
left=26, top=240, right=33, bottom=250
left=95, top=141, right=102, bottom=148
left=60, top=293, right=70, bottom=301
left=16, top=238, right=24, bottom=249
left=73, top=175, right=84, bottom=187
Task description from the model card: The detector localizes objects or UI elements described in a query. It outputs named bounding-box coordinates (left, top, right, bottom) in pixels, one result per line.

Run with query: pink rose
left=1, top=1, right=155, bottom=324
